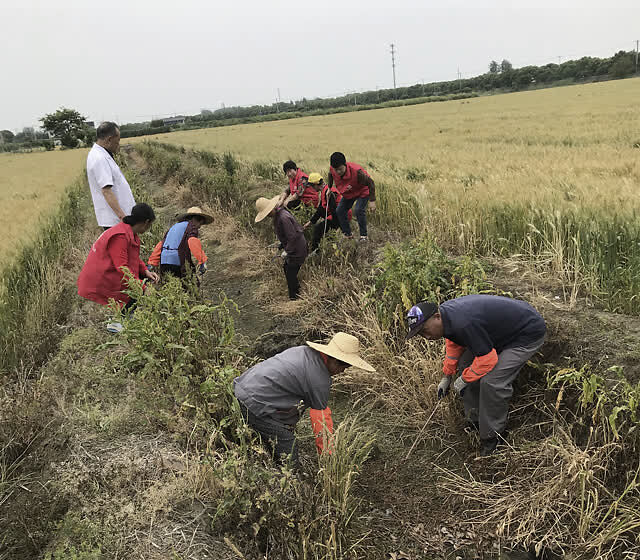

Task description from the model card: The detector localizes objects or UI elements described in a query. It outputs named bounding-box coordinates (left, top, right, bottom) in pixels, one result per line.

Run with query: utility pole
left=457, top=67, right=462, bottom=92
left=390, top=43, right=397, bottom=89
left=276, top=88, right=281, bottom=113
left=636, top=40, right=639, bottom=74
left=558, top=56, right=562, bottom=65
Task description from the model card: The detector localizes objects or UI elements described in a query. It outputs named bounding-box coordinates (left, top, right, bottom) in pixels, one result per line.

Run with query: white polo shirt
left=86, top=143, right=136, bottom=227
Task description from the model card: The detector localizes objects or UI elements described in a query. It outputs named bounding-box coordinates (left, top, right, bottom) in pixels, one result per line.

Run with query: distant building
left=162, top=116, right=186, bottom=126
left=86, top=121, right=95, bottom=128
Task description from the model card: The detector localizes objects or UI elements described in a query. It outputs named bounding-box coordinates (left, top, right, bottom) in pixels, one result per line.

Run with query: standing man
left=280, top=160, right=319, bottom=209
left=86, top=122, right=135, bottom=230
left=302, top=172, right=351, bottom=254
left=234, top=332, right=375, bottom=466
left=255, top=196, right=308, bottom=300
left=328, top=152, right=376, bottom=241
left=406, top=295, right=546, bottom=456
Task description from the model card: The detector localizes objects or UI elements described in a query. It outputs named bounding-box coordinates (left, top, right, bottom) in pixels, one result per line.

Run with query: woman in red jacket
left=77, top=203, right=159, bottom=332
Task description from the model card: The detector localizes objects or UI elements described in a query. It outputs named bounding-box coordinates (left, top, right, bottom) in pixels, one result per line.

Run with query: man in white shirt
left=86, top=122, right=136, bottom=229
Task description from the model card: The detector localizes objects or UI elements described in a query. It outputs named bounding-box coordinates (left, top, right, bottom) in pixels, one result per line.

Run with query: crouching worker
left=255, top=195, right=308, bottom=300
left=280, top=160, right=319, bottom=209
left=406, top=295, right=546, bottom=456
left=234, top=332, right=375, bottom=466
left=148, top=206, right=213, bottom=281
left=303, top=173, right=351, bottom=254
left=77, top=203, right=159, bottom=333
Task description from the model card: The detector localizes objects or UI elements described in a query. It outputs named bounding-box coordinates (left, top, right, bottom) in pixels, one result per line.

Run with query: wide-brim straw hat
left=177, top=206, right=214, bottom=224
left=255, top=196, right=280, bottom=223
left=306, top=332, right=376, bottom=372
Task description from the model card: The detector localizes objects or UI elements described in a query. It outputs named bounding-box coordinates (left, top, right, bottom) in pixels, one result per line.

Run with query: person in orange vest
left=77, top=203, right=159, bottom=333
left=328, top=152, right=376, bottom=241
left=302, top=172, right=351, bottom=254
left=148, top=206, right=212, bottom=280
left=234, top=332, right=375, bottom=466
left=280, top=160, right=319, bottom=209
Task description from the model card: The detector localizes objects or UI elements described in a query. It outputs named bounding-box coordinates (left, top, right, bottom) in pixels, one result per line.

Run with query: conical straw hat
left=255, top=196, right=280, bottom=223
left=177, top=206, right=214, bottom=224
left=306, top=332, right=375, bottom=372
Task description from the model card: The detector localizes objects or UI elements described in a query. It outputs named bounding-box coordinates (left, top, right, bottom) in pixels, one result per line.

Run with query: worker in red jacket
left=148, top=206, right=212, bottom=280
left=280, top=160, right=319, bottom=209
left=77, top=203, right=159, bottom=332
left=328, top=152, right=376, bottom=241
left=406, top=295, right=546, bottom=456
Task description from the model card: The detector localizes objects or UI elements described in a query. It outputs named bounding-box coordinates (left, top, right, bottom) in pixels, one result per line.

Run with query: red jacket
left=329, top=162, right=370, bottom=200
left=77, top=222, right=148, bottom=305
left=289, top=168, right=319, bottom=207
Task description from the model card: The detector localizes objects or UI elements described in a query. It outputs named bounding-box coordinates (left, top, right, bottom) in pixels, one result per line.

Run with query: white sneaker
left=106, top=322, right=124, bottom=334
left=359, top=236, right=368, bottom=242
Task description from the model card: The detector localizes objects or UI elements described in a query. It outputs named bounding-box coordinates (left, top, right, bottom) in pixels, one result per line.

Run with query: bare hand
left=145, top=270, right=160, bottom=284
left=303, top=221, right=311, bottom=230
left=368, top=201, right=376, bottom=212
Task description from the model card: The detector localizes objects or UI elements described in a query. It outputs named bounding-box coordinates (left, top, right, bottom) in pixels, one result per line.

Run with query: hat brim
left=177, top=212, right=214, bottom=225
left=306, top=341, right=376, bottom=372
left=405, top=321, right=425, bottom=339
left=255, top=197, right=279, bottom=223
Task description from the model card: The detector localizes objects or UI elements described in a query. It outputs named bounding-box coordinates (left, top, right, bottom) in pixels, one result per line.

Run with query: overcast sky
left=2, top=0, right=639, bottom=131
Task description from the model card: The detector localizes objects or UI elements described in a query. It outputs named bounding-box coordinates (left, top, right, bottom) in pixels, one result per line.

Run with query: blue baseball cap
left=406, top=301, right=438, bottom=339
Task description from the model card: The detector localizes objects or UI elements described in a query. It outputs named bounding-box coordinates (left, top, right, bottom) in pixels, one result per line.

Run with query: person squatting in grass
left=86, top=121, right=136, bottom=230
left=234, top=332, right=375, bottom=467
left=77, top=203, right=159, bottom=333
left=279, top=160, right=319, bottom=210
left=328, top=151, right=376, bottom=242
left=255, top=195, right=308, bottom=300
left=406, top=294, right=546, bottom=456
left=148, top=206, right=213, bottom=283
left=302, top=172, right=352, bottom=254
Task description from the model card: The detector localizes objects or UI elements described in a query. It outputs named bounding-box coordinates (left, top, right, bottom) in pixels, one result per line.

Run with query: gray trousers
left=238, top=400, right=299, bottom=466
left=457, top=337, right=545, bottom=440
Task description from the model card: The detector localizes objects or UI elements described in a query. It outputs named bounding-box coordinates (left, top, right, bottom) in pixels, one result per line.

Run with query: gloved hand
left=280, top=250, right=288, bottom=258
left=453, top=375, right=468, bottom=396
left=198, top=262, right=207, bottom=275
left=437, top=376, right=452, bottom=399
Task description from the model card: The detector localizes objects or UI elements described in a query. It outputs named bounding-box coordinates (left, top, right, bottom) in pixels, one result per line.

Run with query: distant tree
left=500, top=59, right=513, bottom=73
left=609, top=51, right=635, bottom=78
left=40, top=107, right=89, bottom=148
left=0, top=130, right=14, bottom=143
left=489, top=60, right=499, bottom=74
left=150, top=119, right=164, bottom=128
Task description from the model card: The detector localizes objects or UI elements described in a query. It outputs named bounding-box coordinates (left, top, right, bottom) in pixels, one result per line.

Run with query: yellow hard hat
left=308, top=172, right=323, bottom=185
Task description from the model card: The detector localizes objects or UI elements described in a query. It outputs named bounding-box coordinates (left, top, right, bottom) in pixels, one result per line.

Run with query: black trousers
left=311, top=218, right=341, bottom=251
left=283, top=259, right=302, bottom=300
left=160, top=264, right=184, bottom=278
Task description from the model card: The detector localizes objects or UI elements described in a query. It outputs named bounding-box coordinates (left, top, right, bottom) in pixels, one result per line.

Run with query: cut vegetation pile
left=1, top=141, right=639, bottom=559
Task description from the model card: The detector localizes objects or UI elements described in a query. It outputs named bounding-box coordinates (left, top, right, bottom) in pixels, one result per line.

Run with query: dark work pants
left=160, top=264, right=184, bottom=278
left=238, top=400, right=298, bottom=466
left=283, top=259, right=302, bottom=300
left=336, top=196, right=369, bottom=237
left=311, top=219, right=341, bottom=251
left=457, top=337, right=545, bottom=440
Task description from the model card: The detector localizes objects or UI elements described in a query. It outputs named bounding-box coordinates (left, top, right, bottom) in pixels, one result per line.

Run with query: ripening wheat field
left=0, top=149, right=87, bottom=255
left=136, top=78, right=640, bottom=310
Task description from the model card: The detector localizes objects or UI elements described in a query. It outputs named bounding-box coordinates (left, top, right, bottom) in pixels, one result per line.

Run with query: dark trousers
left=283, top=259, right=302, bottom=300
left=336, top=196, right=369, bottom=237
left=238, top=400, right=298, bottom=466
left=160, top=264, right=184, bottom=278
left=311, top=218, right=341, bottom=251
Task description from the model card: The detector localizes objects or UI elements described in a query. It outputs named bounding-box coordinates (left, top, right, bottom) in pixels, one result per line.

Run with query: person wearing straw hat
left=405, top=295, right=546, bottom=456
left=148, top=206, right=213, bottom=280
left=234, top=332, right=375, bottom=466
left=255, top=196, right=308, bottom=300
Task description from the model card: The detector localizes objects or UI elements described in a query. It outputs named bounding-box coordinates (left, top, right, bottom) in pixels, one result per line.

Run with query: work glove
left=437, top=376, right=452, bottom=399
left=281, top=250, right=288, bottom=258
left=198, top=262, right=207, bottom=275
left=453, top=375, right=468, bottom=397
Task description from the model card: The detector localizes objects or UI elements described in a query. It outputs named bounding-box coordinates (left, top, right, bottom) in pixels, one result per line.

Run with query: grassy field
left=132, top=78, right=640, bottom=311
left=0, top=149, right=88, bottom=255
